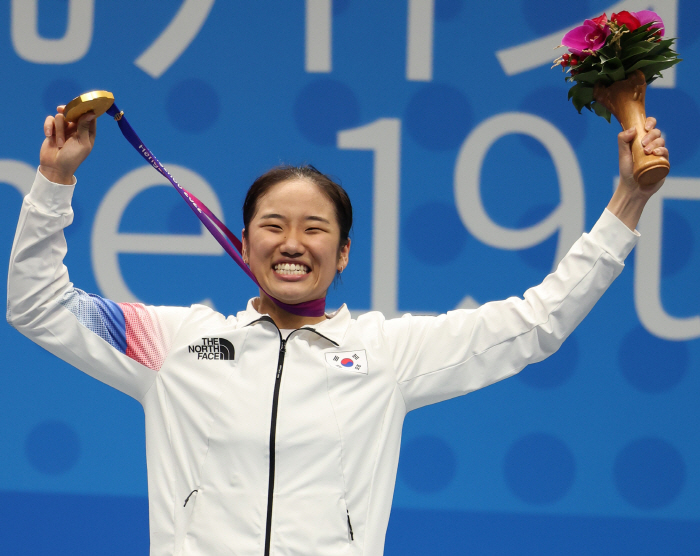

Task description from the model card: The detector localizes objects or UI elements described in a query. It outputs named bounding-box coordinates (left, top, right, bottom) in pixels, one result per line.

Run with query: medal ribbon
left=105, top=103, right=326, bottom=317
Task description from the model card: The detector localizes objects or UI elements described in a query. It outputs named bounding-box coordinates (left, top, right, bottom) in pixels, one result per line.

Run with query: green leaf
left=572, top=70, right=600, bottom=85
left=623, top=49, right=677, bottom=70
left=597, top=45, right=616, bottom=63
left=640, top=59, right=682, bottom=81
left=593, top=101, right=611, bottom=122
left=647, top=39, right=677, bottom=58
left=568, top=82, right=583, bottom=100
left=621, top=24, right=656, bottom=46
left=621, top=32, right=651, bottom=47
left=570, top=84, right=594, bottom=113
left=627, top=56, right=679, bottom=73
left=620, top=43, right=655, bottom=60
left=601, top=58, right=626, bottom=81
left=577, top=56, right=595, bottom=70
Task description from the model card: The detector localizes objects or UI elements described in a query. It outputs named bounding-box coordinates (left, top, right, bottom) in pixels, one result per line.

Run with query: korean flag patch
left=325, top=350, right=369, bottom=374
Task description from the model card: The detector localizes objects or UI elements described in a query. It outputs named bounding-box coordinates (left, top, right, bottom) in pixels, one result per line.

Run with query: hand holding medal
left=39, top=94, right=111, bottom=185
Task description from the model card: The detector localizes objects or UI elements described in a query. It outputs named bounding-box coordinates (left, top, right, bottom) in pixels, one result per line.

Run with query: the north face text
left=188, top=338, right=235, bottom=360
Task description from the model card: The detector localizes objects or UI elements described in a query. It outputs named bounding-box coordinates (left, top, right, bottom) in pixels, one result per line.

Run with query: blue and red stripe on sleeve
left=59, top=288, right=171, bottom=371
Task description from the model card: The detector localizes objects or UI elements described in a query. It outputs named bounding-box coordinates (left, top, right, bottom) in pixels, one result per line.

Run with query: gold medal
left=64, top=90, right=115, bottom=123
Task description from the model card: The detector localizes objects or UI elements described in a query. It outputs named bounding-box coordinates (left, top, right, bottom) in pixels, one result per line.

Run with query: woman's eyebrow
left=259, top=214, right=330, bottom=224
left=306, top=215, right=331, bottom=224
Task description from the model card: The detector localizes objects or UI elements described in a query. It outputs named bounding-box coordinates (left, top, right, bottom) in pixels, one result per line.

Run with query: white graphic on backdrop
left=338, top=119, right=402, bottom=318
left=10, top=0, right=213, bottom=74
left=0, top=160, right=35, bottom=198
left=135, top=0, right=216, bottom=78
left=454, top=113, right=585, bottom=269
left=495, top=0, right=678, bottom=87
left=305, top=0, right=436, bottom=80
left=305, top=0, right=332, bottom=72
left=456, top=295, right=481, bottom=311
left=91, top=165, right=223, bottom=306
left=11, top=0, right=94, bottom=64
left=406, top=0, right=435, bottom=81
left=635, top=177, right=700, bottom=340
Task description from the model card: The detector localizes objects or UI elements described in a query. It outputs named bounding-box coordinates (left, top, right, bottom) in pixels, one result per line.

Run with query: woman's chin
left=263, top=286, right=322, bottom=306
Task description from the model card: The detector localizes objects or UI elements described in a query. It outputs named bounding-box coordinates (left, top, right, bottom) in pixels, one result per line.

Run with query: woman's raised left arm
left=381, top=119, right=666, bottom=412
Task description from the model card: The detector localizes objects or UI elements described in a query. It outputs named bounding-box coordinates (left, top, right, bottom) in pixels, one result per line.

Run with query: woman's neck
left=254, top=293, right=327, bottom=329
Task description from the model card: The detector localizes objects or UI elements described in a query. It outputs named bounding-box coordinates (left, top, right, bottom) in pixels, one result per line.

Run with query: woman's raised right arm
left=7, top=111, right=188, bottom=401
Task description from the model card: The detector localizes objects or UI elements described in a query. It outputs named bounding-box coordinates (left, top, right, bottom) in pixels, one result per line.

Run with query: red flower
left=612, top=11, right=641, bottom=31
left=590, top=13, right=608, bottom=28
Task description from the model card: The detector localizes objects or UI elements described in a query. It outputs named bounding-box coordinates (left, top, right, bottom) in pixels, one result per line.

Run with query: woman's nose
left=280, top=232, right=304, bottom=256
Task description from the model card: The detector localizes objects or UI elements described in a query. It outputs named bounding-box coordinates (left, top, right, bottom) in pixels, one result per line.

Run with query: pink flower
left=633, top=10, right=665, bottom=36
left=562, top=18, right=611, bottom=56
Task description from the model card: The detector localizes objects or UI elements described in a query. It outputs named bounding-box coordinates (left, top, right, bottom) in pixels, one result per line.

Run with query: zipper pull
left=347, top=510, right=354, bottom=541
left=184, top=489, right=198, bottom=507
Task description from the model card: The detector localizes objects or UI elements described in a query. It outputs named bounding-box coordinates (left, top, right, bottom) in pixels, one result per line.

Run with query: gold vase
left=593, top=70, right=670, bottom=187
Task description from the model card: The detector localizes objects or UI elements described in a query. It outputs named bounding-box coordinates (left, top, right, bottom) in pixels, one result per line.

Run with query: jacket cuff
left=588, top=208, right=640, bottom=263
left=27, top=168, right=76, bottom=215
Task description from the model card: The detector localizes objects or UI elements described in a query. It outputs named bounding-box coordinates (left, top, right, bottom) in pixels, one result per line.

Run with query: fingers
left=44, top=115, right=55, bottom=138
left=618, top=128, right=637, bottom=165
left=76, top=112, right=96, bottom=144
left=641, top=128, right=662, bottom=144
left=645, top=138, right=668, bottom=157
left=89, top=114, right=97, bottom=145
left=641, top=128, right=665, bottom=155
left=56, top=105, right=65, bottom=114
left=54, top=113, right=66, bottom=148
left=619, top=123, right=667, bottom=157
left=618, top=127, right=637, bottom=144
left=642, top=117, right=666, bottom=156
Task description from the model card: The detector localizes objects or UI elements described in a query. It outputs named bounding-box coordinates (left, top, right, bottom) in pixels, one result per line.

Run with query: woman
left=8, top=107, right=667, bottom=556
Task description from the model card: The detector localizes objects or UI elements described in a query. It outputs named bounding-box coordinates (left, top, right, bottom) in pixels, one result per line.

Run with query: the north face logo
left=188, top=338, right=235, bottom=360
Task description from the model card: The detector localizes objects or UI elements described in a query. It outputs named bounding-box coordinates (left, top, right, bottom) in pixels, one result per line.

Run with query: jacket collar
left=235, top=298, right=351, bottom=346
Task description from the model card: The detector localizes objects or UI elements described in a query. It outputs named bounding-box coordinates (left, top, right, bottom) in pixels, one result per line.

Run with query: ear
left=337, top=238, right=351, bottom=272
left=241, top=228, right=249, bottom=264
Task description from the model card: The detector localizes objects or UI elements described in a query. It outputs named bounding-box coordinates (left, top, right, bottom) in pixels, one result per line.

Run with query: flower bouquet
left=553, top=11, right=681, bottom=186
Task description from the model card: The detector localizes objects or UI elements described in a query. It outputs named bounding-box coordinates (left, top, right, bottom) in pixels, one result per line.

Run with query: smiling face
left=242, top=178, right=350, bottom=313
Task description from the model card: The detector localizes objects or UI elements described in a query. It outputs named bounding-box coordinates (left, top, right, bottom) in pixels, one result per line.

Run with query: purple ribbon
left=105, top=103, right=326, bottom=317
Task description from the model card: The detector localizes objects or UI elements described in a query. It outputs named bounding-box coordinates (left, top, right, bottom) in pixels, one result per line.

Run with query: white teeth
left=274, top=263, right=309, bottom=275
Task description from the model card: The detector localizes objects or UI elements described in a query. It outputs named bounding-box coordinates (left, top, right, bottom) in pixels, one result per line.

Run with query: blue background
left=1, top=1, right=699, bottom=554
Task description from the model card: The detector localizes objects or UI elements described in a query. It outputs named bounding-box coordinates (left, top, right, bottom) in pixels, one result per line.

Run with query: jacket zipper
left=249, top=318, right=339, bottom=555
left=264, top=336, right=287, bottom=556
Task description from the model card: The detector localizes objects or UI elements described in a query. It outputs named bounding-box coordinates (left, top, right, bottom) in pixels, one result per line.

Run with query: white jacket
left=7, top=171, right=639, bottom=555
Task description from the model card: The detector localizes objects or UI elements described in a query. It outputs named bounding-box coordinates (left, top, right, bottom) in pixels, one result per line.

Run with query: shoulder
left=144, top=302, right=236, bottom=332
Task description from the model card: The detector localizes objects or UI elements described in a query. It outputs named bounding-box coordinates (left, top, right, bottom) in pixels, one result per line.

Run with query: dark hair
left=242, top=165, right=352, bottom=248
